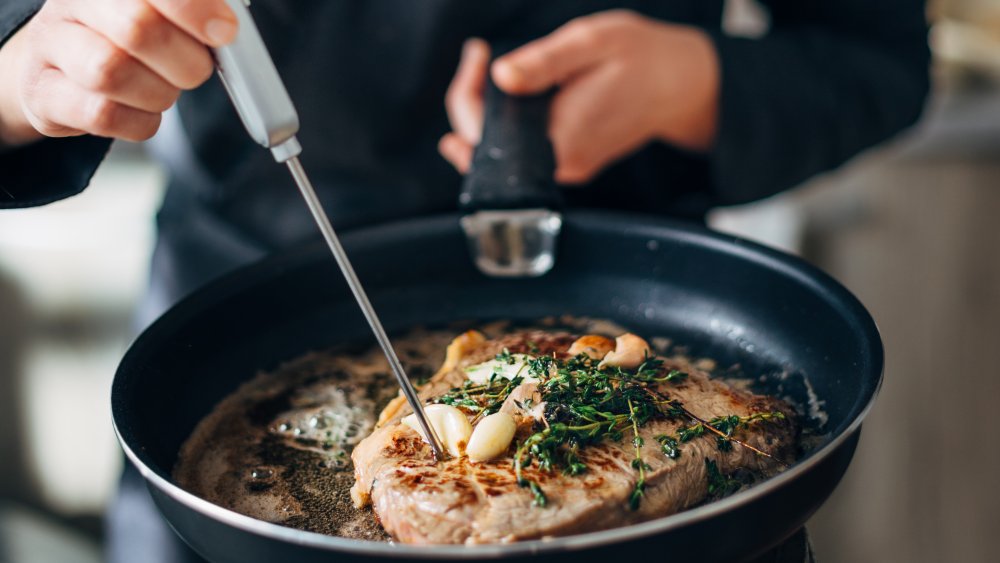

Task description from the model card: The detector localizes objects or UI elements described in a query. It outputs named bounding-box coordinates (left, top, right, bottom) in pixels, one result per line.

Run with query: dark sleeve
left=706, top=0, right=930, bottom=205
left=0, top=0, right=112, bottom=209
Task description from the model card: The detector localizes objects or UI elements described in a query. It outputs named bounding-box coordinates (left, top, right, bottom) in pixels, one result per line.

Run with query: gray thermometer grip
left=213, top=0, right=301, bottom=161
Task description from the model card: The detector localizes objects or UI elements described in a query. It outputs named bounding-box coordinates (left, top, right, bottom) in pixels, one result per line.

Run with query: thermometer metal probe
left=211, top=0, right=447, bottom=460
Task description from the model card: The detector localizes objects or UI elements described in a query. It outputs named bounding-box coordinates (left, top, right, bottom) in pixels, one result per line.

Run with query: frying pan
left=111, top=46, right=882, bottom=563
left=112, top=210, right=882, bottom=563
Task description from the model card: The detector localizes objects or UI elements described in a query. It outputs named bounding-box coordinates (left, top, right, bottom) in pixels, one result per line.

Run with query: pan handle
left=458, top=46, right=561, bottom=212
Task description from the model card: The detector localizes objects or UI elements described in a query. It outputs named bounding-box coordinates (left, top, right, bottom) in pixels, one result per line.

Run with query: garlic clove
left=377, top=330, right=486, bottom=427
left=567, top=335, right=615, bottom=360
left=402, top=404, right=472, bottom=458
left=466, top=412, right=517, bottom=463
left=598, top=333, right=653, bottom=369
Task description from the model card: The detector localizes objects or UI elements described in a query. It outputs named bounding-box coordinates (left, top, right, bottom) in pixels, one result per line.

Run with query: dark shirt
left=0, top=0, right=930, bottom=307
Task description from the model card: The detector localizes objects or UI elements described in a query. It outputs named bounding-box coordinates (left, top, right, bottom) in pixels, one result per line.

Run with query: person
left=0, top=0, right=929, bottom=561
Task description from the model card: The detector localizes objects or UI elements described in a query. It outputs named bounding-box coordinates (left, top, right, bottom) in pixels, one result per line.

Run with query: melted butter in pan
left=174, top=328, right=464, bottom=540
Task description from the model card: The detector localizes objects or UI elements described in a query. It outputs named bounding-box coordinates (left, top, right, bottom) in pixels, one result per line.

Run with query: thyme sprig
left=429, top=344, right=788, bottom=510
left=653, top=410, right=787, bottom=466
left=692, top=411, right=788, bottom=467
left=705, top=458, right=742, bottom=498
left=708, top=412, right=786, bottom=453
left=434, top=374, right=525, bottom=420
left=627, top=398, right=651, bottom=509
left=509, top=352, right=673, bottom=508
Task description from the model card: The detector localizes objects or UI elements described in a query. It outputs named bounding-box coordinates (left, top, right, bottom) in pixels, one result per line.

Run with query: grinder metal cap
left=459, top=71, right=562, bottom=277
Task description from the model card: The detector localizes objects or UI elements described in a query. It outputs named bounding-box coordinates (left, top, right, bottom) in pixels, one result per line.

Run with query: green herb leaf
left=655, top=435, right=681, bottom=459
left=705, top=458, right=741, bottom=498
left=678, top=423, right=705, bottom=442
left=664, top=370, right=688, bottom=383
left=716, top=436, right=734, bottom=451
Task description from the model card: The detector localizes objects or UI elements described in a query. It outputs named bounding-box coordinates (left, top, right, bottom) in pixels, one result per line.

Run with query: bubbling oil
left=174, top=328, right=464, bottom=540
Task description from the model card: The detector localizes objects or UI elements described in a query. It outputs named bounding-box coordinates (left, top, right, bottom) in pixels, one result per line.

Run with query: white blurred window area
left=0, top=0, right=997, bottom=561
left=0, top=143, right=165, bottom=562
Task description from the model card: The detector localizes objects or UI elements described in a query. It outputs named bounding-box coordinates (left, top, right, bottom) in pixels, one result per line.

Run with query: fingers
left=0, top=27, right=46, bottom=145
left=492, top=14, right=614, bottom=95
left=22, top=67, right=162, bottom=142
left=66, top=0, right=216, bottom=90
left=445, top=38, right=490, bottom=144
left=549, top=52, right=669, bottom=185
left=441, top=38, right=487, bottom=174
left=145, top=0, right=238, bottom=47
left=41, top=22, right=180, bottom=113
left=441, top=10, right=706, bottom=186
left=438, top=132, right=473, bottom=173
left=6, top=0, right=232, bottom=144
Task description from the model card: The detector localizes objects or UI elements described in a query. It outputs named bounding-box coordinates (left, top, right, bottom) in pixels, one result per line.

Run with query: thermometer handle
left=213, top=0, right=301, bottom=162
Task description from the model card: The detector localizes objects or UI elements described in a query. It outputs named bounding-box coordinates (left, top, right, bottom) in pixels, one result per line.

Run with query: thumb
left=445, top=38, right=491, bottom=144
left=491, top=19, right=607, bottom=95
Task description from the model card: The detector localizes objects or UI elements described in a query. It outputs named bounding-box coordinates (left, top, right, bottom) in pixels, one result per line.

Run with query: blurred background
left=0, top=0, right=998, bottom=561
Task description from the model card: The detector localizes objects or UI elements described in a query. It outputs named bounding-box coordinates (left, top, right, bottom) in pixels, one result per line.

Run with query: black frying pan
left=112, top=211, right=881, bottom=563
left=111, top=54, right=882, bottom=563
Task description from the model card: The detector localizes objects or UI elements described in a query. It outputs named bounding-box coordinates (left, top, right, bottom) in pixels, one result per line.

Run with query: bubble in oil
left=246, top=467, right=277, bottom=492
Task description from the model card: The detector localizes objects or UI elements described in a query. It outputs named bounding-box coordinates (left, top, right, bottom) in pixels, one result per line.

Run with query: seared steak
left=351, top=330, right=798, bottom=544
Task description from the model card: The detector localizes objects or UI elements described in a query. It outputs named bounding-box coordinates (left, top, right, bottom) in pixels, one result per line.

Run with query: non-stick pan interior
left=113, top=211, right=882, bottom=517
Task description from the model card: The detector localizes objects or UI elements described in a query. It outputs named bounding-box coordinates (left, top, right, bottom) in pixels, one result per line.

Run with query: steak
left=351, top=330, right=798, bottom=544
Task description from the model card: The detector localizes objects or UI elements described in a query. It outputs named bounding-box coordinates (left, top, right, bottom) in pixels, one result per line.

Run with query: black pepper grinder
left=458, top=44, right=563, bottom=277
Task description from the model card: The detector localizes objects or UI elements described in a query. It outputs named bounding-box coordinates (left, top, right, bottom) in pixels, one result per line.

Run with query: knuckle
left=84, top=97, right=120, bottom=134
left=32, top=115, right=64, bottom=137
left=444, top=85, right=464, bottom=114
left=560, top=167, right=590, bottom=184
left=439, top=135, right=460, bottom=159
left=571, top=10, right=642, bottom=50
left=88, top=46, right=129, bottom=92
left=557, top=151, right=595, bottom=183
left=605, top=9, right=641, bottom=27
left=562, top=151, right=588, bottom=172
left=565, top=19, right=599, bottom=47
left=132, top=114, right=162, bottom=141
left=177, top=51, right=214, bottom=89
left=605, top=11, right=647, bottom=46
left=152, top=87, right=181, bottom=112
left=118, top=3, right=162, bottom=52
left=19, top=70, right=76, bottom=137
left=170, top=0, right=201, bottom=17
left=195, top=55, right=215, bottom=83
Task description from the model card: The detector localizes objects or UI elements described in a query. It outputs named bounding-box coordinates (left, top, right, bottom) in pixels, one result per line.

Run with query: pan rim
left=112, top=211, right=884, bottom=557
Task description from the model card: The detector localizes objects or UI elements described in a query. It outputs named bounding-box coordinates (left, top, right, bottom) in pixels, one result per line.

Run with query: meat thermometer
left=212, top=0, right=447, bottom=460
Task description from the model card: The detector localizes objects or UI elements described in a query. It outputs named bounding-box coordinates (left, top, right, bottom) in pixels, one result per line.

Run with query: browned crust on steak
left=352, top=330, right=798, bottom=544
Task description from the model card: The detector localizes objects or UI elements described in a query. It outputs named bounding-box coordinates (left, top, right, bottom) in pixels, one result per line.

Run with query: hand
left=439, top=10, right=720, bottom=184
left=0, top=0, right=238, bottom=147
